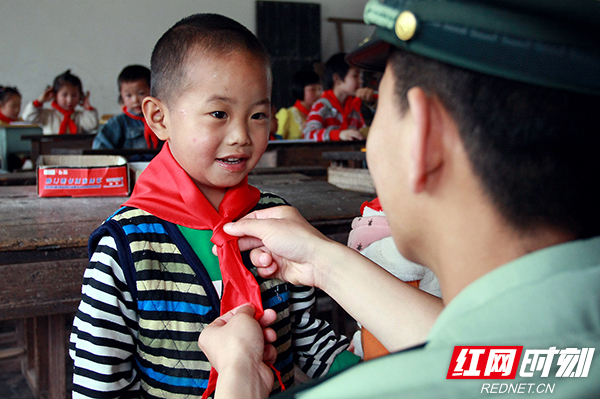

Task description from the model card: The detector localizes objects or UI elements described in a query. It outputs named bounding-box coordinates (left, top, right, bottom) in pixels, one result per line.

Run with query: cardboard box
left=128, top=161, right=150, bottom=189
left=37, top=155, right=129, bottom=197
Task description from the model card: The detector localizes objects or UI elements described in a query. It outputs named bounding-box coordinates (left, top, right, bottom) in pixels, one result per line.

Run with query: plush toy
left=347, top=197, right=442, bottom=360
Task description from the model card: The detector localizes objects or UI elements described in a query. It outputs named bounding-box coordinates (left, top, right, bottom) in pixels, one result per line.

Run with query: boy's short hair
left=291, top=70, right=320, bottom=101
left=117, top=65, right=151, bottom=103
left=52, top=70, right=83, bottom=94
left=150, top=13, right=270, bottom=105
left=389, top=49, right=600, bottom=239
left=323, top=53, right=350, bottom=91
left=118, top=65, right=151, bottom=89
left=0, top=86, right=20, bottom=105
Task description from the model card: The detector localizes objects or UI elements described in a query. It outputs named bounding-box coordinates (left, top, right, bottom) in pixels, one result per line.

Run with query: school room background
left=0, top=0, right=374, bottom=117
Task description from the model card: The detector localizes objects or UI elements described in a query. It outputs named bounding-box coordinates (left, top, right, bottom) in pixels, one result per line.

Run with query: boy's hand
left=82, top=91, right=92, bottom=109
left=38, top=86, right=54, bottom=103
left=356, top=87, right=377, bottom=103
left=339, top=129, right=365, bottom=141
left=198, top=304, right=277, bottom=399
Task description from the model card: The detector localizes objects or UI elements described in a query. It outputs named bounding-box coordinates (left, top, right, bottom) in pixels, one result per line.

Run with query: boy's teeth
left=220, top=157, right=242, bottom=164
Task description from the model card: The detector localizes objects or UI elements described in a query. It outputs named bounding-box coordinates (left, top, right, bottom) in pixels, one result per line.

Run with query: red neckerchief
left=321, top=89, right=362, bottom=130
left=51, top=101, right=78, bottom=134
left=293, top=99, right=310, bottom=117
left=0, top=111, right=15, bottom=124
left=123, top=143, right=283, bottom=397
left=122, top=106, right=160, bottom=149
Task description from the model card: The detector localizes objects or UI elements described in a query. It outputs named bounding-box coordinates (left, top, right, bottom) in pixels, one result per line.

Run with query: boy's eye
left=251, top=112, right=267, bottom=120
left=210, top=111, right=227, bottom=119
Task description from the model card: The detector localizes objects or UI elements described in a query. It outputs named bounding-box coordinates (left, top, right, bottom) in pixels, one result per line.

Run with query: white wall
left=0, top=0, right=373, bottom=117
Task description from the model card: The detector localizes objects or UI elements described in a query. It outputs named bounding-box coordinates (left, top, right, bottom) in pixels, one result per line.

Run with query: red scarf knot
left=321, top=89, right=364, bottom=130
left=293, top=99, right=310, bottom=117
left=0, top=111, right=16, bottom=124
left=51, top=101, right=78, bottom=134
left=210, top=218, right=235, bottom=246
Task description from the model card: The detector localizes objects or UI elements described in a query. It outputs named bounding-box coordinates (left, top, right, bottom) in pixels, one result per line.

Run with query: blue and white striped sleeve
left=69, top=234, right=140, bottom=398
left=289, top=285, right=352, bottom=378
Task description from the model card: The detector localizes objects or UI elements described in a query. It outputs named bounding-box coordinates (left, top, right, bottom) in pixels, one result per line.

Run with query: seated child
left=93, top=65, right=161, bottom=150
left=22, top=70, right=98, bottom=134
left=347, top=198, right=441, bottom=360
left=69, top=14, right=357, bottom=399
left=0, top=86, right=22, bottom=125
left=0, top=86, right=26, bottom=170
left=303, top=53, right=374, bottom=141
left=276, top=70, right=322, bottom=140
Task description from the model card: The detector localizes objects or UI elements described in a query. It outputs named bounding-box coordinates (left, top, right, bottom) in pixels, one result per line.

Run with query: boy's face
left=163, top=50, right=271, bottom=201
left=303, top=83, right=322, bottom=107
left=336, top=67, right=361, bottom=97
left=55, top=84, right=81, bottom=111
left=0, top=94, right=21, bottom=120
left=121, top=79, right=150, bottom=115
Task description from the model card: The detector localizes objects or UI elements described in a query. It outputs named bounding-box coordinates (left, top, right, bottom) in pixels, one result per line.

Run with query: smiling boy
left=69, top=13, right=354, bottom=399
left=92, top=65, right=160, bottom=150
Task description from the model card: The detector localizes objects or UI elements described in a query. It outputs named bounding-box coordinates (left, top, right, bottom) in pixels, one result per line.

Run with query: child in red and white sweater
left=23, top=70, right=98, bottom=134
left=303, top=53, right=375, bottom=141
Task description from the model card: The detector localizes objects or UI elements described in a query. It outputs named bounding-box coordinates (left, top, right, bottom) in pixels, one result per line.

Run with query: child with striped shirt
left=69, top=13, right=357, bottom=399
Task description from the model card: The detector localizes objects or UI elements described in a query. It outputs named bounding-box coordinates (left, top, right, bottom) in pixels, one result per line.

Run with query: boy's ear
left=332, top=73, right=342, bottom=86
left=407, top=87, right=445, bottom=193
left=142, top=96, right=169, bottom=141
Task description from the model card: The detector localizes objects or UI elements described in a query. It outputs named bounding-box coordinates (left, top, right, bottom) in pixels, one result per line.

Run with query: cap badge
left=395, top=11, right=417, bottom=41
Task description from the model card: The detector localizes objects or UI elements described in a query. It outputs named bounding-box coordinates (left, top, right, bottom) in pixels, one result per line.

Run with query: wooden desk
left=259, top=140, right=365, bottom=168
left=85, top=141, right=366, bottom=169
left=0, top=125, right=41, bottom=172
left=0, top=177, right=371, bottom=398
left=22, top=134, right=96, bottom=169
left=82, top=148, right=159, bottom=162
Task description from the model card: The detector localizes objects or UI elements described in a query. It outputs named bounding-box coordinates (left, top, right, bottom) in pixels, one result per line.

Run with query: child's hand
left=356, top=87, right=377, bottom=103
left=38, top=86, right=54, bottom=104
left=339, top=129, right=365, bottom=141
left=82, top=91, right=92, bottom=109
left=198, top=304, right=277, bottom=399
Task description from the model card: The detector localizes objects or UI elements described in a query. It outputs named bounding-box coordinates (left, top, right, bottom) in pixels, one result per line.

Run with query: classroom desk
left=22, top=134, right=96, bottom=169
left=0, top=175, right=372, bottom=398
left=84, top=140, right=366, bottom=169
left=260, top=139, right=366, bottom=168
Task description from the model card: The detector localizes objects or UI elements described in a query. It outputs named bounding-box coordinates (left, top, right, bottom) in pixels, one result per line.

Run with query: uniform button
left=396, top=11, right=418, bottom=41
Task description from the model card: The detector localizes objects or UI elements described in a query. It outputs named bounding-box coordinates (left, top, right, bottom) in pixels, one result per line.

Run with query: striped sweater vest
left=88, top=192, right=294, bottom=398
